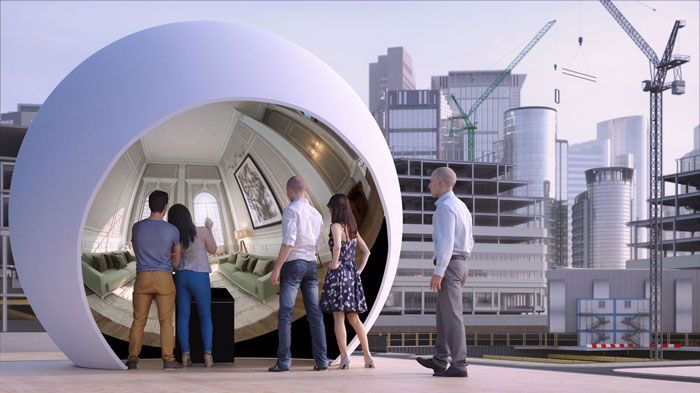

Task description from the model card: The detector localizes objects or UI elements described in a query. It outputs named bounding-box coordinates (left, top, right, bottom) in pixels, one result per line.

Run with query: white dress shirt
left=432, top=191, right=474, bottom=277
left=281, top=197, right=323, bottom=262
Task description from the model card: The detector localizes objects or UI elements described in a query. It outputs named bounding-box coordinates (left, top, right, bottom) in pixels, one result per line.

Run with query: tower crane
left=449, top=19, right=556, bottom=161
left=599, top=0, right=689, bottom=361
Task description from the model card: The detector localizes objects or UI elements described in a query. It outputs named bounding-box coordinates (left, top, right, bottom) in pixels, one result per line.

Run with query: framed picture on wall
left=234, top=154, right=283, bottom=229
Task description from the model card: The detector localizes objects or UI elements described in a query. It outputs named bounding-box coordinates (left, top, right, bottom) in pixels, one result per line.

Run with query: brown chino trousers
left=128, top=271, right=176, bottom=362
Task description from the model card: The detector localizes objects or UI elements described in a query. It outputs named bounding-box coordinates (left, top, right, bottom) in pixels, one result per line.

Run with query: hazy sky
left=1, top=1, right=698, bottom=173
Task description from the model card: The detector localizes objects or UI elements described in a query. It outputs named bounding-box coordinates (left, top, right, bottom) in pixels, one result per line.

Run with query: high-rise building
left=567, top=115, right=647, bottom=261
left=571, top=167, right=634, bottom=269
left=384, top=89, right=452, bottom=159
left=627, top=125, right=700, bottom=269
left=567, top=140, right=610, bottom=206
left=502, top=107, right=567, bottom=267
left=0, top=104, right=41, bottom=127
left=571, top=191, right=590, bottom=268
left=369, top=47, right=416, bottom=129
left=568, top=116, right=646, bottom=223
left=555, top=139, right=569, bottom=202
left=376, top=158, right=548, bottom=334
left=596, top=116, right=647, bottom=224
left=431, top=71, right=526, bottom=161
left=504, top=107, right=558, bottom=198
left=556, top=139, right=570, bottom=266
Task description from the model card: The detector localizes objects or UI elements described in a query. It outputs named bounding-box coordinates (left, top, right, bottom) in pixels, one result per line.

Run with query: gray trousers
left=434, top=256, right=468, bottom=369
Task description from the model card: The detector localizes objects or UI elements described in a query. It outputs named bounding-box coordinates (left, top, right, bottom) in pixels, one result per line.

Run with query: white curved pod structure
left=10, top=22, right=401, bottom=369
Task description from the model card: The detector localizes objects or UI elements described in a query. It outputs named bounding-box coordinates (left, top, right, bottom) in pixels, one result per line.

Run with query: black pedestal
left=176, top=287, right=235, bottom=363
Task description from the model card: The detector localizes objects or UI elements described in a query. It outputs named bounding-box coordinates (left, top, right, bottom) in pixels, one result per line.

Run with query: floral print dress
left=320, top=235, right=368, bottom=313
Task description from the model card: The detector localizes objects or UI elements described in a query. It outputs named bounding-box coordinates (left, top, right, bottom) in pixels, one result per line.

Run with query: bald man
left=416, top=167, right=474, bottom=377
left=268, top=176, right=328, bottom=372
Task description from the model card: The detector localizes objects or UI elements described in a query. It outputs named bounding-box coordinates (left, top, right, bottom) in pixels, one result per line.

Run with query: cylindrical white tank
left=586, top=167, right=634, bottom=269
left=504, top=107, right=557, bottom=198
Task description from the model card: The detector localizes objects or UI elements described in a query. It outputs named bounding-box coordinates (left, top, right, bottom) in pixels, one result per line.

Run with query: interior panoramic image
left=79, top=101, right=386, bottom=357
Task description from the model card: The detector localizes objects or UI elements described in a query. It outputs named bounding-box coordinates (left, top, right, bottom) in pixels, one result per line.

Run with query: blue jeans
left=276, top=259, right=328, bottom=369
left=174, top=270, right=213, bottom=353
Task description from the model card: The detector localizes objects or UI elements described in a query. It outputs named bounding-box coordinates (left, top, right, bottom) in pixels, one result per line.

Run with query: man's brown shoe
left=163, top=360, right=184, bottom=370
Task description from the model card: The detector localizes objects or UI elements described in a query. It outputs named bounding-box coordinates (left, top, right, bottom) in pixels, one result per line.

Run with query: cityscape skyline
left=1, top=1, right=698, bottom=175
left=1, top=11, right=699, bottom=378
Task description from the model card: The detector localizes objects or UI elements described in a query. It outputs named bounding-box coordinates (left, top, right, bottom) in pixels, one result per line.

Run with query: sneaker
left=268, top=364, right=289, bottom=372
left=125, top=360, right=138, bottom=370
left=163, top=360, right=184, bottom=370
left=415, top=357, right=447, bottom=374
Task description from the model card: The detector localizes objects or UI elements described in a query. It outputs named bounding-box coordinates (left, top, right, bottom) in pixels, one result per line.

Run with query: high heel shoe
left=339, top=356, right=351, bottom=370
left=181, top=352, right=192, bottom=368
left=204, top=352, right=214, bottom=368
left=364, top=356, right=375, bottom=369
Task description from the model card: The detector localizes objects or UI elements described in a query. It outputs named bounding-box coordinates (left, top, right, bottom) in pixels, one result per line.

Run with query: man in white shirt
left=268, top=176, right=328, bottom=372
left=416, top=166, right=474, bottom=378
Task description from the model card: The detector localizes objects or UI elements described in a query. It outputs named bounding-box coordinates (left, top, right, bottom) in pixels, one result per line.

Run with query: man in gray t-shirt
left=132, top=219, right=180, bottom=273
left=126, top=190, right=183, bottom=370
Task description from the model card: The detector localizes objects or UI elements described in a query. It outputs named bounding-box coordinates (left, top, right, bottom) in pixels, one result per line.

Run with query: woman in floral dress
left=320, top=193, right=374, bottom=369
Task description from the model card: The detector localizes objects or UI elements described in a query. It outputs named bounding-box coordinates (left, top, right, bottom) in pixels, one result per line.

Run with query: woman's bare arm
left=200, top=227, right=217, bottom=254
left=330, top=223, right=343, bottom=270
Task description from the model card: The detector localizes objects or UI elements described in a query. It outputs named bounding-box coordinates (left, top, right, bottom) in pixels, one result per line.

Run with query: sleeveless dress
left=320, top=234, right=368, bottom=313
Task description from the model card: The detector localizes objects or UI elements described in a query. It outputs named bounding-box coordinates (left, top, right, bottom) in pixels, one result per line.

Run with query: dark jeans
left=174, top=270, right=213, bottom=353
left=276, top=259, right=328, bottom=369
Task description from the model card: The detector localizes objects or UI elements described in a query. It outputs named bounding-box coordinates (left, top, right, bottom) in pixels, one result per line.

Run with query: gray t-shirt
left=131, top=219, right=180, bottom=273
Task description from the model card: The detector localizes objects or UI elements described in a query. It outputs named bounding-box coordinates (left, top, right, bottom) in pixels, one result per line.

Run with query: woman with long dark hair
left=319, top=193, right=374, bottom=369
left=167, top=203, right=217, bottom=367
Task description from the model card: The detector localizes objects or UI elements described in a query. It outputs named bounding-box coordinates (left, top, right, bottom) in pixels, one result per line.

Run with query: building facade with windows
left=1, top=125, right=44, bottom=333
left=627, top=127, right=700, bottom=270
left=384, top=89, right=452, bottom=159
left=431, top=71, right=526, bottom=162
left=369, top=47, right=416, bottom=130
left=567, top=115, right=647, bottom=261
left=0, top=104, right=41, bottom=127
left=375, top=158, right=548, bottom=333
left=502, top=107, right=568, bottom=267
left=571, top=167, right=634, bottom=269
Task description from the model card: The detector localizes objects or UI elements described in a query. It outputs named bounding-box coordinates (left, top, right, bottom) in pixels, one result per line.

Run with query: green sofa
left=217, top=252, right=277, bottom=301
left=81, top=251, right=137, bottom=298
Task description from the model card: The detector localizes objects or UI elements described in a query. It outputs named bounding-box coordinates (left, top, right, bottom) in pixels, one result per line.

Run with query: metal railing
left=677, top=152, right=700, bottom=173
left=373, top=331, right=700, bottom=351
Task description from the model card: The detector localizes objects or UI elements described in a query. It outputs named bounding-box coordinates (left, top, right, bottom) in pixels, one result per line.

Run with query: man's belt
left=433, top=254, right=469, bottom=265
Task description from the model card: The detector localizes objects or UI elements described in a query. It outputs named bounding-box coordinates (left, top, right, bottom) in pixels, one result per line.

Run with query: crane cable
left=562, top=0, right=596, bottom=82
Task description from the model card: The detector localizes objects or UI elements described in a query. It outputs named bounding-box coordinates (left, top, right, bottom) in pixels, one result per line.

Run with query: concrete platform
left=614, top=366, right=700, bottom=379
left=0, top=355, right=698, bottom=392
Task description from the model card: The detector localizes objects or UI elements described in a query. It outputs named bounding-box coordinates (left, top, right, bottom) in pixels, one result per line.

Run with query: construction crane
left=449, top=19, right=556, bottom=161
left=600, top=0, right=689, bottom=361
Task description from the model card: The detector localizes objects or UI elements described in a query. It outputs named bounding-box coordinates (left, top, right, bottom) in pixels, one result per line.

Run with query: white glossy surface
left=10, top=22, right=401, bottom=369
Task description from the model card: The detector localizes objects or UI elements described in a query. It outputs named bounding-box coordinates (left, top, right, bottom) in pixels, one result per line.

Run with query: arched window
left=141, top=198, right=152, bottom=220
left=193, top=192, right=224, bottom=246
